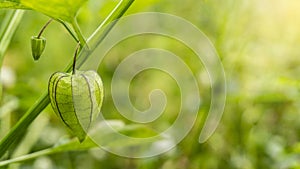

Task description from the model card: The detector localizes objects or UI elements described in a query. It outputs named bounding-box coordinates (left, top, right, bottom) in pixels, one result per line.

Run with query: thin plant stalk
left=37, top=19, right=52, bottom=38
left=71, top=19, right=86, bottom=48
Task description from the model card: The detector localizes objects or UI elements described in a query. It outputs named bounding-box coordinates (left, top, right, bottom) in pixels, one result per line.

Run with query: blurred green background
left=1, top=0, right=300, bottom=168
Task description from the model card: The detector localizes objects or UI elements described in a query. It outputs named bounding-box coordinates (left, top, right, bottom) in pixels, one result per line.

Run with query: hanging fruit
left=48, top=44, right=104, bottom=142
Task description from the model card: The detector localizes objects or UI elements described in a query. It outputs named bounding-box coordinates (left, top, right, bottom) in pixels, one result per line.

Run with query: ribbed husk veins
left=48, top=70, right=103, bottom=142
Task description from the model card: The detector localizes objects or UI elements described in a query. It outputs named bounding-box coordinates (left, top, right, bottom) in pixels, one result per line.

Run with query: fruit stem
left=72, top=43, right=80, bottom=74
left=37, top=19, right=52, bottom=39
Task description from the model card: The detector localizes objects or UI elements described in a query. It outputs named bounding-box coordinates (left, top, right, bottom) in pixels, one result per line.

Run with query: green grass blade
left=0, top=0, right=86, bottom=22
left=0, top=10, right=24, bottom=102
left=0, top=9, right=24, bottom=70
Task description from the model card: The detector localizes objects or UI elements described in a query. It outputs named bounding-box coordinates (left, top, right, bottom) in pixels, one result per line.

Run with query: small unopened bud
left=31, top=36, right=46, bottom=61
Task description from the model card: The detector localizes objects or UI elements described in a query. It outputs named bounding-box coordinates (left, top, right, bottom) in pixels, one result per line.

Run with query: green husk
left=48, top=70, right=103, bottom=142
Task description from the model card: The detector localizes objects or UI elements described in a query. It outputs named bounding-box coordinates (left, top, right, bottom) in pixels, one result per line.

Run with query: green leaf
left=0, top=2, right=26, bottom=9
left=22, top=0, right=87, bottom=22
left=0, top=0, right=88, bottom=46
left=0, top=0, right=87, bottom=22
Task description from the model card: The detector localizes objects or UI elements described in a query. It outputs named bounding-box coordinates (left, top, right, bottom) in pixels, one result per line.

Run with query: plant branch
left=0, top=0, right=135, bottom=158
left=74, top=0, right=135, bottom=70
